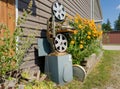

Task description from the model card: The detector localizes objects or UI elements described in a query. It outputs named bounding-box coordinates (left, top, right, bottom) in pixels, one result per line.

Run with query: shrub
left=67, top=14, right=103, bottom=64
left=0, top=0, right=33, bottom=80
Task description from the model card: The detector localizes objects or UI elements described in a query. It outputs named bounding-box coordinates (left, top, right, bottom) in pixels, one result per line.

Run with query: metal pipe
left=52, top=15, right=56, bottom=38
left=93, top=0, right=94, bottom=19
left=90, top=0, right=93, bottom=20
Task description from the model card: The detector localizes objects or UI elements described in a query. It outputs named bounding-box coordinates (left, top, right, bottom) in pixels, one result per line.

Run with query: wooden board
left=0, top=0, right=15, bottom=37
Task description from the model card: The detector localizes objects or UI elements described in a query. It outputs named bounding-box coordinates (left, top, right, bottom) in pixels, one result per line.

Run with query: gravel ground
left=103, top=45, right=120, bottom=50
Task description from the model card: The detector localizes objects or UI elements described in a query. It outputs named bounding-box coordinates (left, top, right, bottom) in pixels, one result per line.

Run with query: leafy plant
left=67, top=14, right=103, bottom=64
left=114, top=13, right=120, bottom=30
left=102, top=19, right=113, bottom=32
left=0, top=0, right=33, bottom=80
left=80, top=50, right=117, bottom=89
left=21, top=71, right=30, bottom=79
left=23, top=80, right=55, bottom=89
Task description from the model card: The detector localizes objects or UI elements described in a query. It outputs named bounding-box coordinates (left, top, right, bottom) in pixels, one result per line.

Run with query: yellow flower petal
left=73, top=30, right=78, bottom=34
left=78, top=24, right=83, bottom=29
left=87, top=32, right=91, bottom=35
left=80, top=41, right=83, bottom=44
left=70, top=40, right=75, bottom=45
left=75, top=19, right=78, bottom=23
left=87, top=36, right=91, bottom=39
left=80, top=44, right=83, bottom=49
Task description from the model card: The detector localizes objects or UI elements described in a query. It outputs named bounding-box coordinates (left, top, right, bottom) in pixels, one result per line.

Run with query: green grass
left=44, top=50, right=120, bottom=89
left=80, top=50, right=120, bottom=89
left=57, top=50, right=118, bottom=89
left=22, top=50, right=120, bottom=89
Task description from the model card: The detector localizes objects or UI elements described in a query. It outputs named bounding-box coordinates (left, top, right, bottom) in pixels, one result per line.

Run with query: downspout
left=91, top=0, right=95, bottom=20
left=93, top=0, right=94, bottom=20
left=16, top=0, right=19, bottom=50
left=16, top=0, right=18, bottom=24
left=90, top=0, right=93, bottom=20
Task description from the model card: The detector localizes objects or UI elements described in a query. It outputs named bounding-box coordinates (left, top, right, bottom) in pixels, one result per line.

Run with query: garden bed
left=73, top=50, right=103, bottom=82
left=81, top=50, right=103, bottom=75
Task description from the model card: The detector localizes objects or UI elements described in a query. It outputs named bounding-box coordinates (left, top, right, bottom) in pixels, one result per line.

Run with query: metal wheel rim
left=52, top=1, right=66, bottom=21
left=54, top=34, right=67, bottom=52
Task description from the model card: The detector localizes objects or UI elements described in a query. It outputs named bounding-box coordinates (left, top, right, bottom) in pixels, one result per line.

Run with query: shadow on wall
left=19, top=0, right=49, bottom=72
left=18, top=0, right=36, bottom=16
left=31, top=0, right=36, bottom=16
left=1, top=0, right=15, bottom=5
left=34, top=48, right=45, bottom=73
left=34, top=36, right=52, bottom=73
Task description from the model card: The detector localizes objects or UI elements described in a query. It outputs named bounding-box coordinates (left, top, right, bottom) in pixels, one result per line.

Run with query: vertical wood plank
left=7, top=0, right=15, bottom=36
left=0, top=0, right=15, bottom=36
left=0, top=0, right=7, bottom=37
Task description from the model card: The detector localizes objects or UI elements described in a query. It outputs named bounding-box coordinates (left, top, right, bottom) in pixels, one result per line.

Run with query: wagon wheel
left=54, top=34, right=67, bottom=52
left=52, top=1, right=66, bottom=21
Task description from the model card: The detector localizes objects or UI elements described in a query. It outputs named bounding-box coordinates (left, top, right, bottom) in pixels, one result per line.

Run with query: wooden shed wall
left=18, top=0, right=100, bottom=70
left=94, top=0, right=102, bottom=20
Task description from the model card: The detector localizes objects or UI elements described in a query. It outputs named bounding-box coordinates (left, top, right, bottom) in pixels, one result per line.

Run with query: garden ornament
left=47, top=0, right=74, bottom=54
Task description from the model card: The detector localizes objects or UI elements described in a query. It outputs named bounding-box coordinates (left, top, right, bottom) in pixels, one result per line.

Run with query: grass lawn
left=24, top=50, right=120, bottom=89
left=61, top=50, right=120, bottom=89
left=80, top=50, right=114, bottom=89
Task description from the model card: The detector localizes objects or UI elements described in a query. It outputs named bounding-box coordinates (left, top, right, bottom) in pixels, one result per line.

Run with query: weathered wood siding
left=18, top=0, right=102, bottom=70
left=94, top=0, right=102, bottom=20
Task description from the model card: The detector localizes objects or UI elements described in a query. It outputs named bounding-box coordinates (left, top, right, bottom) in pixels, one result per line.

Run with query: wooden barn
left=0, top=0, right=102, bottom=72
